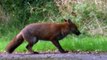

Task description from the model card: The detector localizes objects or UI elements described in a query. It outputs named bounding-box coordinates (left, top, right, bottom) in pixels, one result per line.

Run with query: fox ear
left=64, top=19, right=68, bottom=22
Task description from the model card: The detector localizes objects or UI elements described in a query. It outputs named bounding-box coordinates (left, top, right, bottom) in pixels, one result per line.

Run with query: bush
left=0, top=0, right=59, bottom=35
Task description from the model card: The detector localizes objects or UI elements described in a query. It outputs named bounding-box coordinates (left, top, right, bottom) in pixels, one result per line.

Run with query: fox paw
left=60, top=51, right=68, bottom=53
left=30, top=52, right=39, bottom=54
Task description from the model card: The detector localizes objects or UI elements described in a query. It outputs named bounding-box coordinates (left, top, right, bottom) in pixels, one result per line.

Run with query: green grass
left=0, top=33, right=107, bottom=53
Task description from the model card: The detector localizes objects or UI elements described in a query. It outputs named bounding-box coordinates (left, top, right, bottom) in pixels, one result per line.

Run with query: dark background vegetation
left=0, top=0, right=59, bottom=35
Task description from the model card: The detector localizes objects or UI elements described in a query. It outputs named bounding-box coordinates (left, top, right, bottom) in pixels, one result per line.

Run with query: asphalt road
left=0, top=53, right=107, bottom=60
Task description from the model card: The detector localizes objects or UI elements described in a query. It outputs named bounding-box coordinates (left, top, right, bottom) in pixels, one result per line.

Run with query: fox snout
left=75, top=30, right=81, bottom=35
left=72, top=30, right=81, bottom=36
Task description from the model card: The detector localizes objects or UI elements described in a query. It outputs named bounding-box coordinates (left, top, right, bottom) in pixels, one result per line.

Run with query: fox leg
left=23, top=33, right=38, bottom=54
left=51, top=40, right=68, bottom=53
left=22, top=32, right=39, bottom=54
left=26, top=37, right=39, bottom=54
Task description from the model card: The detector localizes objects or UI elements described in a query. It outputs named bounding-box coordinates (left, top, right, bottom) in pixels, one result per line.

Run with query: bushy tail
left=6, top=34, right=24, bottom=53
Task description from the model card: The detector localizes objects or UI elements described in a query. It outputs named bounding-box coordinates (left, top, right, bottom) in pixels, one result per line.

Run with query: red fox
left=6, top=19, right=81, bottom=54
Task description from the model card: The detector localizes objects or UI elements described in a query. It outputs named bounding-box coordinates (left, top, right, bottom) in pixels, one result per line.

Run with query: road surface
left=0, top=52, right=107, bottom=60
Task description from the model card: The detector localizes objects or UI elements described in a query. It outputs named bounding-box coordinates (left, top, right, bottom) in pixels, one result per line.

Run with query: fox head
left=64, top=19, right=81, bottom=35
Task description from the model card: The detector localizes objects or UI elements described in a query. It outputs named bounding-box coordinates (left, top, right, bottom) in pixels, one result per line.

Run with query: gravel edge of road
left=0, top=53, right=107, bottom=60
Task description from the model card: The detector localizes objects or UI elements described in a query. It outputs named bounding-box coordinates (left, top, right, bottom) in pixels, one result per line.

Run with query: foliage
left=0, top=0, right=59, bottom=35
left=72, top=1, right=107, bottom=35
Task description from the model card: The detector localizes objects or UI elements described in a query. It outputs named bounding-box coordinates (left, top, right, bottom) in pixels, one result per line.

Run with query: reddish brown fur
left=6, top=19, right=81, bottom=54
left=6, top=34, right=24, bottom=53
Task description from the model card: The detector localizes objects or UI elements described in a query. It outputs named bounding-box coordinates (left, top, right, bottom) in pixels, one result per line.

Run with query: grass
left=0, top=32, right=107, bottom=53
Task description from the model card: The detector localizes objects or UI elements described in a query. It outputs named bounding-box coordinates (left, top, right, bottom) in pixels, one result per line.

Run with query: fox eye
left=64, top=19, right=67, bottom=22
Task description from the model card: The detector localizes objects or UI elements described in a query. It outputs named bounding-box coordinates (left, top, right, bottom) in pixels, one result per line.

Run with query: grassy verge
left=0, top=32, right=107, bottom=53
